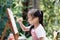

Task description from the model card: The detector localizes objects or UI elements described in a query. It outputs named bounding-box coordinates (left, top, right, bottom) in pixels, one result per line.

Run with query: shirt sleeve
left=35, top=24, right=46, bottom=38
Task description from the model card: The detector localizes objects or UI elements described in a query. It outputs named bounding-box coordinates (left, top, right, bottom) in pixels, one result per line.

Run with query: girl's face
left=27, top=13, right=33, bottom=25
left=27, top=13, right=39, bottom=25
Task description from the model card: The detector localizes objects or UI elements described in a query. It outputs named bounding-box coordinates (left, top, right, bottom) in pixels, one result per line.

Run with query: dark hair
left=28, top=9, right=43, bottom=26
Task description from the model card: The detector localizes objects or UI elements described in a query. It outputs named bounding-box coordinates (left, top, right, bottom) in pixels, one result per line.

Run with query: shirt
left=31, top=24, right=48, bottom=40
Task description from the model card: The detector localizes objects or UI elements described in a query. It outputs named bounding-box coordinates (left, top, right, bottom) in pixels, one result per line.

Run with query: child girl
left=17, top=9, right=47, bottom=40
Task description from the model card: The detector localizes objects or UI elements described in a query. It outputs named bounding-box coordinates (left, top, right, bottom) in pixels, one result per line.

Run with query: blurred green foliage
left=0, top=0, right=30, bottom=39
left=40, top=0, right=60, bottom=39
left=0, top=0, right=60, bottom=40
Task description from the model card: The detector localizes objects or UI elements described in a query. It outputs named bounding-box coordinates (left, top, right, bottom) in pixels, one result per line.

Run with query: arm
left=19, top=21, right=30, bottom=31
left=17, top=18, right=30, bottom=31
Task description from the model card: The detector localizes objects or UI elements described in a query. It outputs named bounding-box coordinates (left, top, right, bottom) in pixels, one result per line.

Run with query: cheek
left=33, top=18, right=39, bottom=23
left=33, top=20, right=36, bottom=24
left=28, top=20, right=33, bottom=24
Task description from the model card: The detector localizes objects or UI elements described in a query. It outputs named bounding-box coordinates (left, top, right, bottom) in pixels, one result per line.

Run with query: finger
left=17, top=17, right=23, bottom=22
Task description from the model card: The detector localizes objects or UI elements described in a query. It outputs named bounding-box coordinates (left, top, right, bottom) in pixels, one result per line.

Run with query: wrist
left=19, top=21, right=22, bottom=24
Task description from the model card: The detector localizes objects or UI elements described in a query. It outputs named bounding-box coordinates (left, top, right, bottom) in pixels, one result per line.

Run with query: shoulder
left=35, top=24, right=44, bottom=31
left=35, top=24, right=46, bottom=38
left=35, top=24, right=46, bottom=33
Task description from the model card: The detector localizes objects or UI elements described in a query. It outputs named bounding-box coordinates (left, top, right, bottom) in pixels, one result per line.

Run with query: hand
left=17, top=17, right=23, bottom=23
